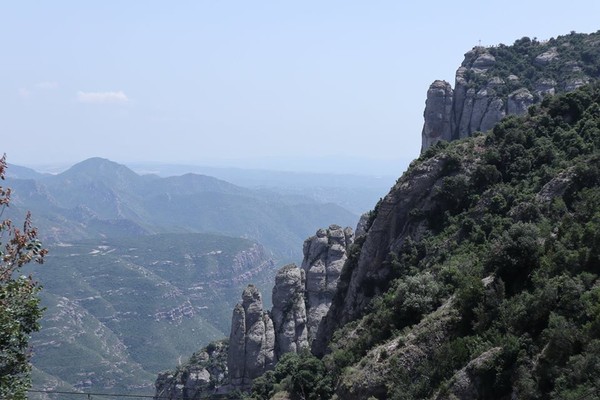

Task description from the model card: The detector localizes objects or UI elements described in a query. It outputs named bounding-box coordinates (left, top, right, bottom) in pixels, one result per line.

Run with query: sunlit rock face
left=301, top=224, right=354, bottom=343
left=271, top=264, right=309, bottom=357
left=228, top=285, right=275, bottom=391
left=421, top=39, right=595, bottom=152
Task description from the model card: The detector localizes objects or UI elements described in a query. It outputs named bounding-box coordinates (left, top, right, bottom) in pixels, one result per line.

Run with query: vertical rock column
left=421, top=80, right=454, bottom=152
left=227, top=285, right=275, bottom=390
left=271, top=264, right=309, bottom=357
left=301, top=225, right=354, bottom=343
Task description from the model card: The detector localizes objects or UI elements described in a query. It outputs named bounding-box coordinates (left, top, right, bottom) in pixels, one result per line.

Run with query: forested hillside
left=247, top=82, right=600, bottom=399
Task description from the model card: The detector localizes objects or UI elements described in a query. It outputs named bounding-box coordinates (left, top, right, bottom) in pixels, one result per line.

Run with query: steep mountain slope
left=153, top=225, right=355, bottom=399
left=26, top=233, right=276, bottom=397
left=151, top=31, right=600, bottom=400
left=306, top=83, right=600, bottom=399
left=422, top=30, right=600, bottom=151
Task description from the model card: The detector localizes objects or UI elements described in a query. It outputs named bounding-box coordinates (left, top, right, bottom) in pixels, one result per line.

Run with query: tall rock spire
left=227, top=285, right=275, bottom=390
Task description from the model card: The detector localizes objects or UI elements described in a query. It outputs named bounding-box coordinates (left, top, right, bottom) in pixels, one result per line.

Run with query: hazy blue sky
left=2, top=1, right=600, bottom=174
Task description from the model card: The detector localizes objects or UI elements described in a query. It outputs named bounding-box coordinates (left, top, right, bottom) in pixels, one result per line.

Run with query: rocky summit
left=421, top=31, right=600, bottom=152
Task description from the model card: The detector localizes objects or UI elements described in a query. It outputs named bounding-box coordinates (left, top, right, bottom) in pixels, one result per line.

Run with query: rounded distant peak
left=61, top=157, right=138, bottom=180
left=70, top=157, right=124, bottom=170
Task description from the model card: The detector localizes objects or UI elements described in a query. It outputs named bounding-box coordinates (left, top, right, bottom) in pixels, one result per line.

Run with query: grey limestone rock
left=534, top=47, right=559, bottom=66
left=271, top=264, right=309, bottom=356
left=228, top=285, right=275, bottom=390
left=565, top=77, right=590, bottom=92
left=452, top=67, right=469, bottom=138
left=535, top=78, right=557, bottom=97
left=457, top=88, right=476, bottom=139
left=355, top=212, right=371, bottom=238
left=301, top=224, right=354, bottom=342
left=193, top=225, right=354, bottom=394
left=421, top=80, right=454, bottom=150
left=471, top=52, right=496, bottom=72
left=335, top=298, right=461, bottom=399
left=507, top=88, right=534, bottom=115
left=432, top=347, right=503, bottom=400
left=535, top=168, right=576, bottom=206
left=420, top=38, right=596, bottom=153
left=470, top=88, right=492, bottom=133
left=313, top=153, right=460, bottom=356
left=479, top=97, right=505, bottom=133
left=154, top=340, right=229, bottom=400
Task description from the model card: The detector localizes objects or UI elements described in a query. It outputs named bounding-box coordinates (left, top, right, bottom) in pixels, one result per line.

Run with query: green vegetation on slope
left=465, top=30, right=600, bottom=98
left=27, top=233, right=277, bottom=396
left=252, top=83, right=600, bottom=399
left=0, top=155, right=47, bottom=399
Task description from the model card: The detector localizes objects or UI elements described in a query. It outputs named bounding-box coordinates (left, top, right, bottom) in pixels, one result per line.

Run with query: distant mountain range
left=126, top=162, right=399, bottom=215
left=3, top=157, right=367, bottom=397
left=6, top=157, right=360, bottom=259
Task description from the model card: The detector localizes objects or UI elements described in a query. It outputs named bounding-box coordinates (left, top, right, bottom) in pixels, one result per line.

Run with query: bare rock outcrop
left=301, top=224, right=354, bottom=342
left=431, top=347, right=503, bottom=400
left=154, top=340, right=229, bottom=400
left=335, top=298, right=461, bottom=399
left=534, top=47, right=559, bottom=66
left=154, top=226, right=355, bottom=398
left=313, top=140, right=484, bottom=356
left=421, top=34, right=599, bottom=152
left=355, top=212, right=371, bottom=238
left=271, top=264, right=309, bottom=356
left=421, top=80, right=454, bottom=150
left=228, top=285, right=275, bottom=390
left=507, top=88, right=534, bottom=115
left=421, top=51, right=509, bottom=151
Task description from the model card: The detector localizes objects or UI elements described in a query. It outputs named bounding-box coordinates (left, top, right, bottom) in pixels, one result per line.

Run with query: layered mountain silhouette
left=7, top=157, right=358, bottom=258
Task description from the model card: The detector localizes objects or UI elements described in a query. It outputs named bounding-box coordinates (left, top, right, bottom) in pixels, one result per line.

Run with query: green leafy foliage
left=306, top=84, right=600, bottom=399
left=0, top=155, right=47, bottom=399
left=247, top=351, right=333, bottom=400
left=478, top=31, right=600, bottom=93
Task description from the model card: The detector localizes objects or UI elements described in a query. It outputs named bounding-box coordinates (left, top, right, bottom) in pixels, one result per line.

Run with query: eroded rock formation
left=271, top=264, right=309, bottom=356
left=157, top=224, right=356, bottom=397
left=228, top=285, right=275, bottom=390
left=154, top=340, right=228, bottom=400
left=421, top=40, right=595, bottom=152
left=301, top=224, right=353, bottom=342
left=313, top=145, right=482, bottom=356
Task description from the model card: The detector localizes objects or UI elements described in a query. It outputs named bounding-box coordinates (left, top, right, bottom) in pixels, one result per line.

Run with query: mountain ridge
left=6, top=158, right=358, bottom=258
left=421, top=30, right=600, bottom=152
left=153, top=32, right=600, bottom=400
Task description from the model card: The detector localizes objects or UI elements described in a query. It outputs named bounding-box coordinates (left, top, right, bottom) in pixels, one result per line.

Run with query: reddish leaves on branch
left=0, top=154, right=47, bottom=282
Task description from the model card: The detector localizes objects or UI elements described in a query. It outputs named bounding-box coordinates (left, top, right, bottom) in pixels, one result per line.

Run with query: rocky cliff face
left=301, top=225, right=353, bottom=342
left=228, top=285, right=276, bottom=391
left=271, top=264, right=309, bottom=356
left=421, top=32, right=600, bottom=152
left=313, top=152, right=464, bottom=355
left=268, top=224, right=355, bottom=358
left=154, top=225, right=354, bottom=398
left=335, top=298, right=461, bottom=399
